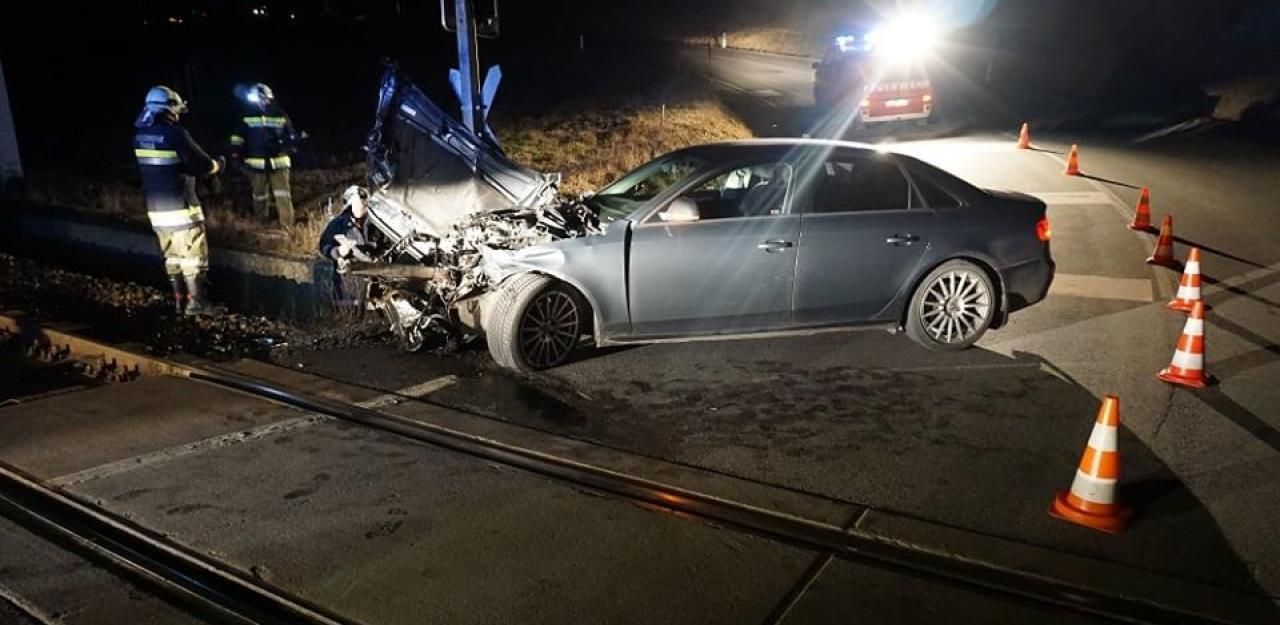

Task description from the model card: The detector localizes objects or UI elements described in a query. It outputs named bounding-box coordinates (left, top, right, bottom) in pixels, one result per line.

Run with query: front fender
left=479, top=246, right=608, bottom=343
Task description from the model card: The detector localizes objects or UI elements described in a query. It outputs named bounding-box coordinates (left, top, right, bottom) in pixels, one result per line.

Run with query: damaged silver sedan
left=356, top=69, right=1055, bottom=372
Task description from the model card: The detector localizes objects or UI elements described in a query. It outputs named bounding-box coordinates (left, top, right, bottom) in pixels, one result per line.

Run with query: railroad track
left=0, top=314, right=1255, bottom=624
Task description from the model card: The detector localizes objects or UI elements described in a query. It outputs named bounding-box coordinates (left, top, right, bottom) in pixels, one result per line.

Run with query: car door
left=627, top=160, right=801, bottom=336
left=793, top=154, right=937, bottom=323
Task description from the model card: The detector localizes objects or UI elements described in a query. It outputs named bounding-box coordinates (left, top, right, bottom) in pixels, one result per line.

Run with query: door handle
left=757, top=239, right=795, bottom=253
left=885, top=234, right=920, bottom=246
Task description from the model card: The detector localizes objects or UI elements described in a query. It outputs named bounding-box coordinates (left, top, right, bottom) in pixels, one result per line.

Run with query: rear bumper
left=862, top=99, right=932, bottom=123
left=1002, top=255, right=1055, bottom=314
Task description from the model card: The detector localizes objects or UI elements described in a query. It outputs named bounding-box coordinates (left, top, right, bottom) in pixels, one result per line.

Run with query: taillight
left=922, top=94, right=933, bottom=103
left=1036, top=216, right=1051, bottom=242
left=859, top=98, right=871, bottom=108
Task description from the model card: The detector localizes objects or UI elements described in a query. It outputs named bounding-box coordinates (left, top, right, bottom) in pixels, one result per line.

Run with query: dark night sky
left=1, top=0, right=1275, bottom=173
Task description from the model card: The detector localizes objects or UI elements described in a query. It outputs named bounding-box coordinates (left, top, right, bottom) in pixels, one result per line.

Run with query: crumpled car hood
left=364, top=65, right=559, bottom=243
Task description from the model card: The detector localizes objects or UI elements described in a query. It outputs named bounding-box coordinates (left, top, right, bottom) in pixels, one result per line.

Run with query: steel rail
left=0, top=461, right=360, bottom=625
left=189, top=365, right=1235, bottom=625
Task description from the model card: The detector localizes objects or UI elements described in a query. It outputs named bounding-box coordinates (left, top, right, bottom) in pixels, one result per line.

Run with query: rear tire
left=486, top=273, right=585, bottom=372
left=905, top=260, right=996, bottom=351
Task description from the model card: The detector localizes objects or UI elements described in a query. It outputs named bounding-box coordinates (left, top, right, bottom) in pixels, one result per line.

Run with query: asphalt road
left=281, top=46, right=1280, bottom=611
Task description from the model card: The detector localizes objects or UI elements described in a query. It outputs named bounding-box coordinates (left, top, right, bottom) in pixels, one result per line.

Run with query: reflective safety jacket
left=318, top=208, right=379, bottom=261
left=133, top=117, right=220, bottom=232
left=229, top=105, right=298, bottom=171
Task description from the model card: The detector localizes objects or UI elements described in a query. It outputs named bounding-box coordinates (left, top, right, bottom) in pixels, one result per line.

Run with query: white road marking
left=48, top=415, right=330, bottom=487
left=1049, top=274, right=1154, bottom=302
left=360, top=375, right=459, bottom=408
left=1032, top=147, right=1177, bottom=300
left=1029, top=191, right=1113, bottom=205
left=48, top=375, right=462, bottom=487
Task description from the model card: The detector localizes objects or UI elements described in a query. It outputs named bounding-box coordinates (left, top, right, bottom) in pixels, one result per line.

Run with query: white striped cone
left=1158, top=301, right=1208, bottom=388
left=1168, top=248, right=1207, bottom=313
left=1050, top=395, right=1130, bottom=533
left=1146, top=215, right=1178, bottom=268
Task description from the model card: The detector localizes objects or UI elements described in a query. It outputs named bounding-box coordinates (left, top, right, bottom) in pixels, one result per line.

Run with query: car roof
left=688, top=138, right=879, bottom=153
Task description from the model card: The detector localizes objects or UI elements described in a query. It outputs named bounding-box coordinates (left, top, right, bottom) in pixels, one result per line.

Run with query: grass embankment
left=13, top=44, right=753, bottom=259
left=20, top=165, right=362, bottom=260
left=17, top=100, right=750, bottom=258
left=499, top=94, right=752, bottom=197
left=683, top=28, right=819, bottom=58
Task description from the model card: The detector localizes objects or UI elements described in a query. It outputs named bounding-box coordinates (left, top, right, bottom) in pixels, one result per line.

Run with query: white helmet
left=143, top=86, right=188, bottom=116
left=246, top=83, right=275, bottom=107
left=342, top=185, right=369, bottom=212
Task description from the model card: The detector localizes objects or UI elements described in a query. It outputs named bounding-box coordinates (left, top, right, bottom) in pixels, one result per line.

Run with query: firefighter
left=229, top=83, right=300, bottom=228
left=318, top=185, right=379, bottom=306
left=132, top=86, right=224, bottom=315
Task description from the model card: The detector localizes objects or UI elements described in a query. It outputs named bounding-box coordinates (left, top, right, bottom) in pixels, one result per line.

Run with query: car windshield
left=586, top=152, right=707, bottom=220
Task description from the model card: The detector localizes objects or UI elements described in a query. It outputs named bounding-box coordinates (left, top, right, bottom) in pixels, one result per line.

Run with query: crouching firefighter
left=133, top=86, right=225, bottom=315
left=318, top=185, right=380, bottom=307
left=230, top=83, right=301, bottom=228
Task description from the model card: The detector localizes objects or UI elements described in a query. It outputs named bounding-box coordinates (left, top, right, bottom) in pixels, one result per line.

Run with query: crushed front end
left=355, top=66, right=600, bottom=351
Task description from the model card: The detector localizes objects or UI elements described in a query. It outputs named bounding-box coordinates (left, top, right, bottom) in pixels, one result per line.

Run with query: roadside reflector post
left=0, top=58, right=23, bottom=189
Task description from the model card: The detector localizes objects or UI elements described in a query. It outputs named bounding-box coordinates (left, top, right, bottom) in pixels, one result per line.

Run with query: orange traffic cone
left=1064, top=144, right=1081, bottom=176
left=1145, top=214, right=1178, bottom=268
left=1017, top=123, right=1032, bottom=149
left=1158, top=301, right=1210, bottom=388
left=1128, top=187, right=1152, bottom=231
left=1168, top=248, right=1209, bottom=313
left=1049, top=395, right=1130, bottom=534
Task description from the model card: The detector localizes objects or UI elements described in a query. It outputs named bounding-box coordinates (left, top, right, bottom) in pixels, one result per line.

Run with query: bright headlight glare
left=871, top=13, right=940, bottom=61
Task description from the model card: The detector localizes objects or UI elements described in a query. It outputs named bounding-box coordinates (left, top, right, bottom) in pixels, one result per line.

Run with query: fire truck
left=813, top=19, right=938, bottom=127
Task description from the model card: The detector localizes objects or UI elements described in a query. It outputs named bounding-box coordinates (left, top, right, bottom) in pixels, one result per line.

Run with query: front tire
left=486, top=274, right=585, bottom=372
left=905, top=260, right=996, bottom=351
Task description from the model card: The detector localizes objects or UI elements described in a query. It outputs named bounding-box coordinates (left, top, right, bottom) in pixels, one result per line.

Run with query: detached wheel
left=906, top=260, right=995, bottom=351
left=486, top=274, right=585, bottom=372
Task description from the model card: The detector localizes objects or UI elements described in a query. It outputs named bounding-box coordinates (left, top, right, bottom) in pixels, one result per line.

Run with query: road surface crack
left=1151, top=387, right=1177, bottom=442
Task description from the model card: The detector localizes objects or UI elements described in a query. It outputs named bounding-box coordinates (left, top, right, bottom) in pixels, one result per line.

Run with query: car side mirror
left=659, top=197, right=700, bottom=223
left=812, top=61, right=820, bottom=70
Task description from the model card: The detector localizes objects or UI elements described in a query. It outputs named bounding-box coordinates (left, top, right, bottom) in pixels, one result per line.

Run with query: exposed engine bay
left=351, top=66, right=603, bottom=352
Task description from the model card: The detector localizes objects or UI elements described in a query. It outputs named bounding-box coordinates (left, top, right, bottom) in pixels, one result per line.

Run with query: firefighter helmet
left=342, top=185, right=369, bottom=210
left=143, top=86, right=189, bottom=116
left=246, top=83, right=275, bottom=107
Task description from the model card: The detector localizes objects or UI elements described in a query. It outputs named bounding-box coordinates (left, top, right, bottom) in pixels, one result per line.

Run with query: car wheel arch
left=898, top=255, right=1007, bottom=331
left=489, top=270, right=601, bottom=343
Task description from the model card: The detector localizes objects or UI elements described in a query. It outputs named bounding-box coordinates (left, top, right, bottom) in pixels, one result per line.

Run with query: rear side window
left=911, top=170, right=963, bottom=208
left=806, top=157, right=910, bottom=214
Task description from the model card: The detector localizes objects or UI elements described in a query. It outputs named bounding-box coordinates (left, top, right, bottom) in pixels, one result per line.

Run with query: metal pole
left=0, top=58, right=23, bottom=185
left=453, top=0, right=482, bottom=133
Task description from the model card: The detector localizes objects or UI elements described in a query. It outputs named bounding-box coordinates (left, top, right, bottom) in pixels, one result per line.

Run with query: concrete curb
left=2, top=204, right=336, bottom=321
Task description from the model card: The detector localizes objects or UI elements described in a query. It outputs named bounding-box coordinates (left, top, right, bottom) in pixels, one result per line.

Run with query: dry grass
left=1206, top=75, right=1280, bottom=121
left=19, top=164, right=363, bottom=260
left=18, top=81, right=754, bottom=255
left=499, top=98, right=753, bottom=197
left=683, top=28, right=819, bottom=58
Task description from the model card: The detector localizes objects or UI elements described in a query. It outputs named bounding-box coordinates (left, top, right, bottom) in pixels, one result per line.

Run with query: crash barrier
left=1023, top=124, right=1223, bottom=533
left=0, top=202, right=340, bottom=321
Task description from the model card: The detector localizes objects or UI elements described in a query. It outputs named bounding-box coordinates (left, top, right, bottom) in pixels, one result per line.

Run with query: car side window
left=910, top=170, right=963, bottom=208
left=805, top=157, right=910, bottom=214
left=653, top=160, right=793, bottom=222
